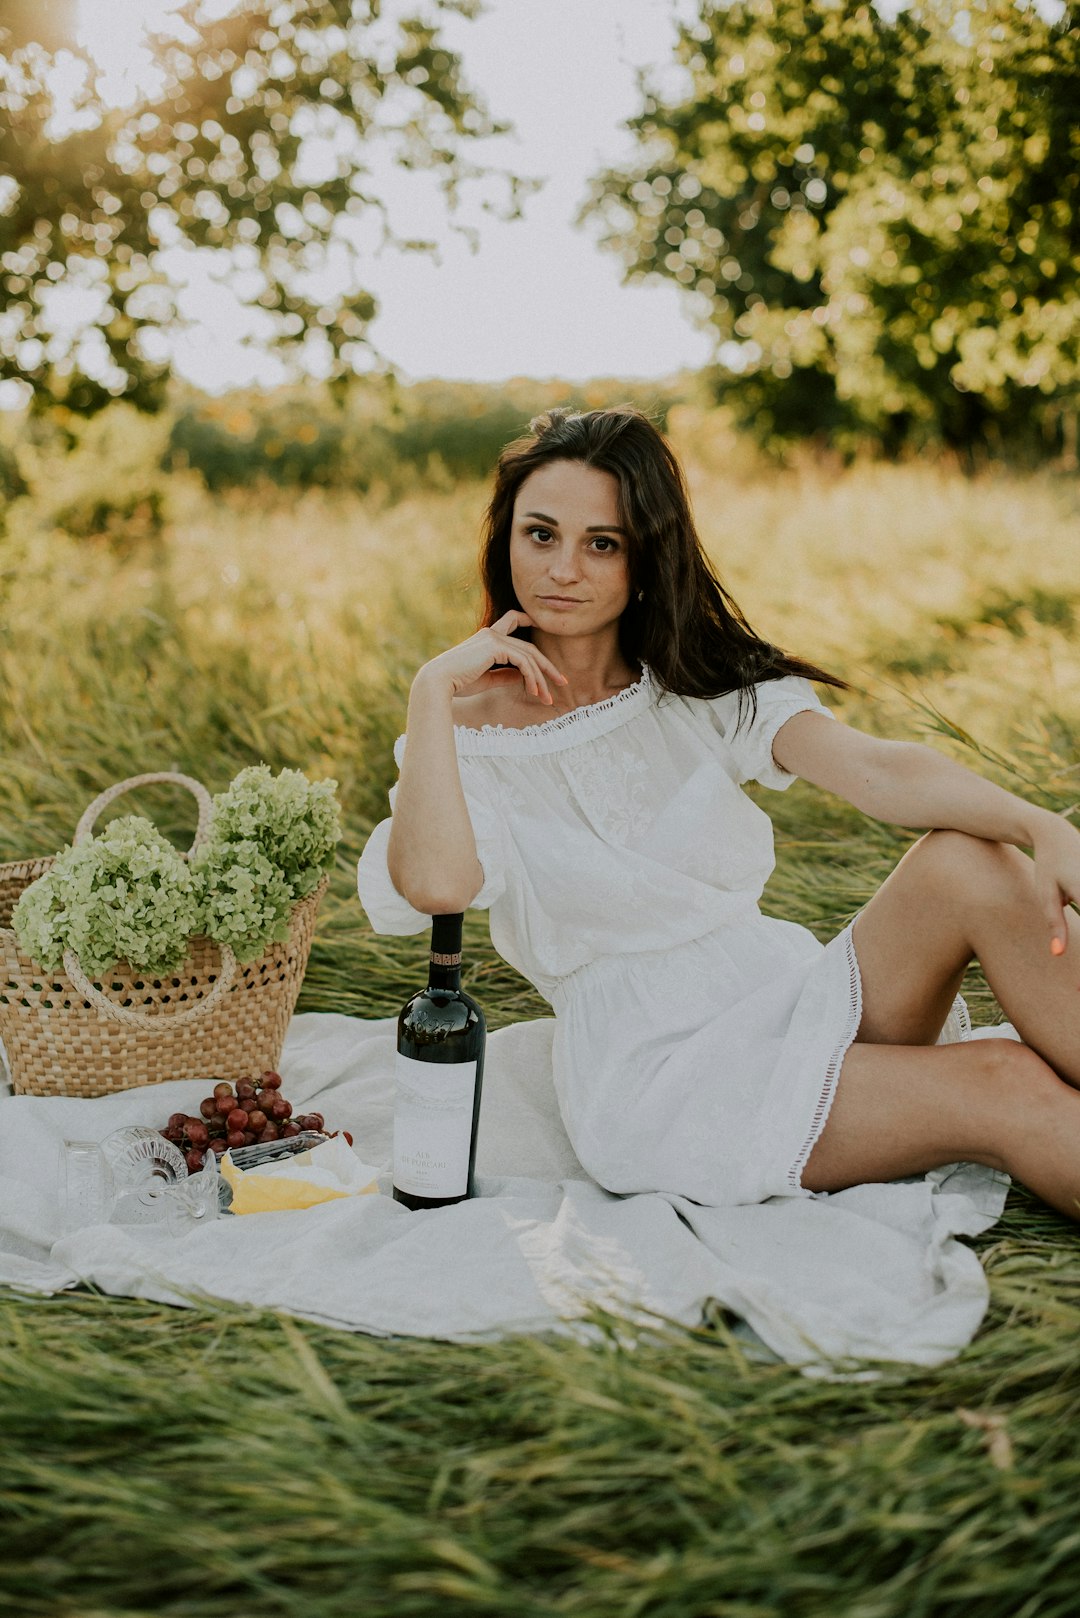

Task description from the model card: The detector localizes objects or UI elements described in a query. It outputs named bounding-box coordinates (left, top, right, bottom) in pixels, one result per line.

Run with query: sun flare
left=74, top=0, right=240, bottom=107
left=74, top=0, right=185, bottom=106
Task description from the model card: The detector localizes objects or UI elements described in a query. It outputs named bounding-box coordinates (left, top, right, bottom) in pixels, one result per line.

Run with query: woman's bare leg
left=802, top=1039, right=1080, bottom=1221
left=849, top=828, right=1080, bottom=1082
left=800, top=827, right=1080, bottom=1217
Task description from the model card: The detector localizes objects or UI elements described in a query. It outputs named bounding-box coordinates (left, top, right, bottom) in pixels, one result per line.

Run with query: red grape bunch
left=157, top=1070, right=351, bottom=1174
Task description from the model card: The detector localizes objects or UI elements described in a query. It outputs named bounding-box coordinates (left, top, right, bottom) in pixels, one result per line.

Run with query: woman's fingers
left=500, top=639, right=569, bottom=695
left=484, top=622, right=569, bottom=702
left=421, top=611, right=571, bottom=703
left=491, top=608, right=533, bottom=632
left=486, top=611, right=568, bottom=688
left=1047, top=890, right=1066, bottom=953
left=489, top=642, right=547, bottom=702
left=1053, top=893, right=1080, bottom=958
left=536, top=653, right=570, bottom=686
left=1030, top=820, right=1080, bottom=959
left=518, top=652, right=551, bottom=703
left=1044, top=887, right=1078, bottom=957
left=1039, top=879, right=1065, bottom=954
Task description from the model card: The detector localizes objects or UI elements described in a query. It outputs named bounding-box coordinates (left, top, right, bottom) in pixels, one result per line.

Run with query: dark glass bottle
left=392, top=913, right=486, bottom=1210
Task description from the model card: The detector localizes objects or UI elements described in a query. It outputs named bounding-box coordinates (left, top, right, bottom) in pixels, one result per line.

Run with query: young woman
left=357, top=406, right=1080, bottom=1219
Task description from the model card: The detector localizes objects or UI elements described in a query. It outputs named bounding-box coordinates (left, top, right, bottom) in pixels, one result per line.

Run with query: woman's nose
left=548, top=552, right=582, bottom=582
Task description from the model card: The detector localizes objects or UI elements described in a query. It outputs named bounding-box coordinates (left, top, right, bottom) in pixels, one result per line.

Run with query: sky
left=30, top=0, right=1070, bottom=396
left=352, top=0, right=715, bottom=386
left=67, top=0, right=717, bottom=392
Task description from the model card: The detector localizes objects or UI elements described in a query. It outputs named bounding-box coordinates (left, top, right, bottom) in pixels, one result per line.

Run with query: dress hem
left=785, top=917, right=976, bottom=1198
left=786, top=919, right=863, bottom=1196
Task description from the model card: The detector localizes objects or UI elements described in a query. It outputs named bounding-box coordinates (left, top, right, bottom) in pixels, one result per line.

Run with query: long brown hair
left=478, top=405, right=850, bottom=726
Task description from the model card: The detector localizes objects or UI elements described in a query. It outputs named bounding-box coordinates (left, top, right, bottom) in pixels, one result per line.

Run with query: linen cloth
left=358, top=670, right=978, bottom=1204
left=0, top=1010, right=1016, bottom=1374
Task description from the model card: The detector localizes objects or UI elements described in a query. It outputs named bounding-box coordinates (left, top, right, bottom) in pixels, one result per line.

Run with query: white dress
left=356, top=667, right=972, bottom=1207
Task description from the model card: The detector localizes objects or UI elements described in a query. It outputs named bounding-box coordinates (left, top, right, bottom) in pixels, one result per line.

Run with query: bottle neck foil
left=429, top=913, right=463, bottom=992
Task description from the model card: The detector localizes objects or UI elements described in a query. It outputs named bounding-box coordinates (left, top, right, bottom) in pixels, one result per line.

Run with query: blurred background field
left=2, top=378, right=1078, bottom=1031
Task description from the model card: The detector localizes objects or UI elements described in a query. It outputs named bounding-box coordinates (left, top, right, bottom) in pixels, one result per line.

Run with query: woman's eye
left=524, top=526, right=618, bottom=552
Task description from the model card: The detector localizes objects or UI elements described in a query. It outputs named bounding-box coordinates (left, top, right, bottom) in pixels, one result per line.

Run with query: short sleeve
left=718, top=675, right=835, bottom=791
left=355, top=735, right=506, bottom=936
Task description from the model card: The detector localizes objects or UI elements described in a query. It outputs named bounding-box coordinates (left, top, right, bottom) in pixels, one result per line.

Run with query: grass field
left=2, top=420, right=1079, bottom=1615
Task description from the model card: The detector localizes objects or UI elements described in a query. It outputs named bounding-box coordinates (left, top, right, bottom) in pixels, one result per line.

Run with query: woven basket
left=0, top=772, right=327, bottom=1098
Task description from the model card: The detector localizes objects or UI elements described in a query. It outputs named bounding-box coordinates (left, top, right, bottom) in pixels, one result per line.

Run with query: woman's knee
left=975, top=1038, right=1074, bottom=1177
left=978, top=1035, right=1048, bottom=1088
left=905, top=828, right=1031, bottom=905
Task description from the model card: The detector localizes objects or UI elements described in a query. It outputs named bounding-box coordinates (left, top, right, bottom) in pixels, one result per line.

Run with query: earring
left=637, top=589, right=645, bottom=603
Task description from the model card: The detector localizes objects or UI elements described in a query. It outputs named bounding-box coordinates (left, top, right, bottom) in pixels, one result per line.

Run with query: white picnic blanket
left=0, top=1012, right=1017, bottom=1375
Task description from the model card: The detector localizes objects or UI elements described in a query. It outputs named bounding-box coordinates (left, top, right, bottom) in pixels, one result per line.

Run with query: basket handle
left=75, top=772, right=214, bottom=853
left=62, top=943, right=239, bottom=1027
left=68, top=770, right=235, bottom=1024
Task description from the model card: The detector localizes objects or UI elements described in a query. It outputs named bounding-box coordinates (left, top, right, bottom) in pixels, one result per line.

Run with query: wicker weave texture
left=0, top=863, right=327, bottom=1098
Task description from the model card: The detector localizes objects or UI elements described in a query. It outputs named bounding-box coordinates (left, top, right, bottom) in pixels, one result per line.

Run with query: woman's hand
left=1030, top=811, right=1080, bottom=957
left=413, top=610, right=568, bottom=706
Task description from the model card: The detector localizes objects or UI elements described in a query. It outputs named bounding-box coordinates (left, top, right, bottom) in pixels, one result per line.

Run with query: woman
left=357, top=406, right=1080, bottom=1219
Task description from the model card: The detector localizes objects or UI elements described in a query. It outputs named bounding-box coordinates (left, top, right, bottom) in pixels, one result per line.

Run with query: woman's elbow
left=396, top=861, right=485, bottom=917
left=400, top=886, right=482, bottom=916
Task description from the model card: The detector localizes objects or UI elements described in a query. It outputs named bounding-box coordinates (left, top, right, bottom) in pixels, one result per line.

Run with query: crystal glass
left=100, top=1126, right=188, bottom=1225
left=58, top=1140, right=116, bottom=1234
left=162, top=1150, right=223, bottom=1235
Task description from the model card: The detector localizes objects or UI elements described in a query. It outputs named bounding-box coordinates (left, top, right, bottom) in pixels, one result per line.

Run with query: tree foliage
left=582, top=0, right=1080, bottom=455
left=0, top=0, right=520, bottom=414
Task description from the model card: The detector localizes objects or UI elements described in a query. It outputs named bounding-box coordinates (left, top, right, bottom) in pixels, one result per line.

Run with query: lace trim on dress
left=450, top=665, right=654, bottom=757
left=954, top=992, right=972, bottom=1040
left=787, top=920, right=863, bottom=1195
left=933, top=989, right=973, bottom=1047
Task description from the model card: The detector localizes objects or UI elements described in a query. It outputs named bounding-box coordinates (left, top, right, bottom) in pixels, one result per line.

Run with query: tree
left=582, top=0, right=1080, bottom=456
left=0, top=0, right=525, bottom=414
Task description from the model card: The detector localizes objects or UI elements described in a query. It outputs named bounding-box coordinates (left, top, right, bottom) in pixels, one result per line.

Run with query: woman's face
left=508, top=460, right=631, bottom=638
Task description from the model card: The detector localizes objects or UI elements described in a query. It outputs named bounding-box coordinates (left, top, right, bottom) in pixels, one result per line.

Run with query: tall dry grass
left=1, top=425, right=1079, bottom=1616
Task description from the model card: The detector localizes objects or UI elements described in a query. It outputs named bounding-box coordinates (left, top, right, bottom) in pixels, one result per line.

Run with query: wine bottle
left=393, top=912, right=486, bottom=1210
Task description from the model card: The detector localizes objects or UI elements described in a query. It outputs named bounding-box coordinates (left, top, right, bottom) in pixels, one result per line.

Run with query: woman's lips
left=538, top=595, right=583, bottom=605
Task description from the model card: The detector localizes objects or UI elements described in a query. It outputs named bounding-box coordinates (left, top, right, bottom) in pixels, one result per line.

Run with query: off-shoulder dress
left=356, top=667, right=972, bottom=1206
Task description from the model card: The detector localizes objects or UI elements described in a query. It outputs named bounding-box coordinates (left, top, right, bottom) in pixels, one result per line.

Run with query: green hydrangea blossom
left=192, top=838, right=295, bottom=965
left=12, top=815, right=204, bottom=976
left=192, top=766, right=342, bottom=962
left=200, top=766, right=342, bottom=897
left=13, top=770, right=343, bottom=975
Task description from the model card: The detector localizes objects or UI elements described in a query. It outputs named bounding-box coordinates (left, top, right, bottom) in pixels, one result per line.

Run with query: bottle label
left=393, top=1052, right=477, bottom=1198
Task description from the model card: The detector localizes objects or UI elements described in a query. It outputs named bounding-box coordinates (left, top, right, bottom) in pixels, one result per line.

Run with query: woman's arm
left=773, top=710, right=1080, bottom=950
left=386, top=611, right=566, bottom=914
left=387, top=672, right=485, bottom=915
